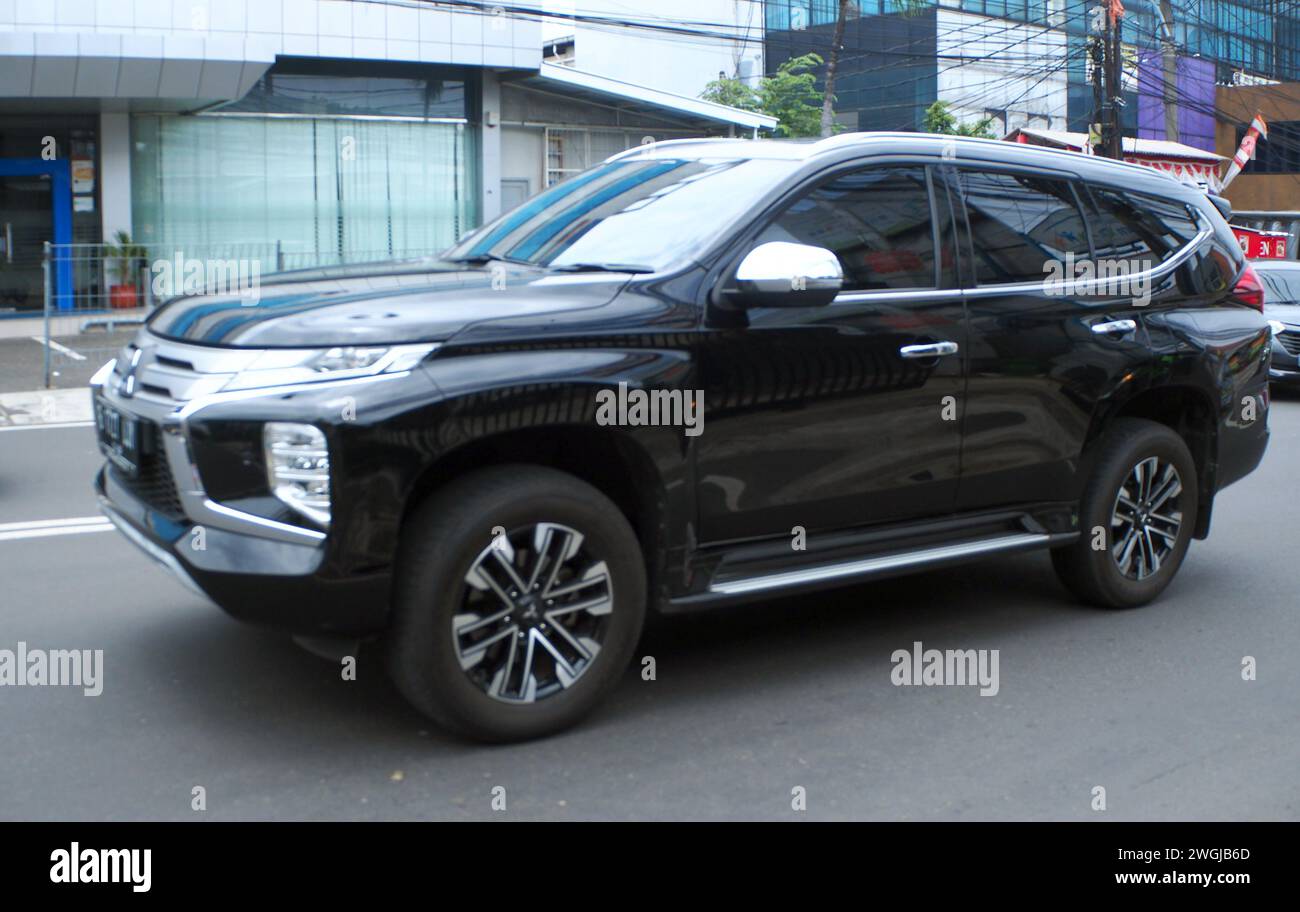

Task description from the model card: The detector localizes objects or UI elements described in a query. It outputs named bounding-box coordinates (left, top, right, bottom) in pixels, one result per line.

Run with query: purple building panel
left=1137, top=51, right=1216, bottom=152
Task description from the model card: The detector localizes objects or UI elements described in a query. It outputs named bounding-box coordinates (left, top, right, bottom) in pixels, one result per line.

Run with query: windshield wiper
left=548, top=262, right=655, bottom=274
left=444, top=253, right=534, bottom=267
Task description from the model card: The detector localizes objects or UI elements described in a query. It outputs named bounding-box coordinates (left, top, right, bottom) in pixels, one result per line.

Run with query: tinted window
left=447, top=157, right=797, bottom=272
left=758, top=166, right=937, bottom=291
left=1083, top=187, right=1199, bottom=270
left=958, top=170, right=1091, bottom=285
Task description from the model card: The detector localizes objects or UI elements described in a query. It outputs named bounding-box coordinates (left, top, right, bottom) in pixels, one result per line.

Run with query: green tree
left=701, top=53, right=829, bottom=139
left=922, top=101, right=997, bottom=139
left=761, top=54, right=828, bottom=138
left=698, top=76, right=760, bottom=113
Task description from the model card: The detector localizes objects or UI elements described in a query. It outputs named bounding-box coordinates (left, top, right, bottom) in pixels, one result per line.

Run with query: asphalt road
left=0, top=330, right=133, bottom=394
left=1, top=404, right=1298, bottom=821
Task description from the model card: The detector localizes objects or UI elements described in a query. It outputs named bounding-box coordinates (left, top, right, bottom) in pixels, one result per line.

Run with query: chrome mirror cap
left=729, top=241, right=843, bottom=307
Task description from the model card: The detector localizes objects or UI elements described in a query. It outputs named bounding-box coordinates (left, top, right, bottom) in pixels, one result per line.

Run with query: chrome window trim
left=959, top=227, right=1214, bottom=300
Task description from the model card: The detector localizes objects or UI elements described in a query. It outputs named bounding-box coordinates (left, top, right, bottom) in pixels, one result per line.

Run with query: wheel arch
left=398, top=423, right=683, bottom=611
left=1085, top=383, right=1218, bottom=539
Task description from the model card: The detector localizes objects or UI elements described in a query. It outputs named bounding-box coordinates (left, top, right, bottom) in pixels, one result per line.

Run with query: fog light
left=264, top=422, right=330, bottom=526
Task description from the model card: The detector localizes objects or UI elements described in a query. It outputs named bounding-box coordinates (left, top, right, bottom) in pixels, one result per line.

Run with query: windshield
left=446, top=157, right=795, bottom=272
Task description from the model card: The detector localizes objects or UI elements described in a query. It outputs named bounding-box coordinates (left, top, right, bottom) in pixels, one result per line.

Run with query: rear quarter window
left=1083, top=186, right=1200, bottom=269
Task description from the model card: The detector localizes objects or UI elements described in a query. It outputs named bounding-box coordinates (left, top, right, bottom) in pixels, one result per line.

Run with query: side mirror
left=724, top=241, right=843, bottom=308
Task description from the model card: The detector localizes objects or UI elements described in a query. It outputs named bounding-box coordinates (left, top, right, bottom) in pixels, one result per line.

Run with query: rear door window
left=956, top=169, right=1091, bottom=285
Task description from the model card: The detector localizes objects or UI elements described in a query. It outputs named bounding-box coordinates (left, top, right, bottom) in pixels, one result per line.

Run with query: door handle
left=1091, top=319, right=1137, bottom=336
left=899, top=341, right=959, bottom=359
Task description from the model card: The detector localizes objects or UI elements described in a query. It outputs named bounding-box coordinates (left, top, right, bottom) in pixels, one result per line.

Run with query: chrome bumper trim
left=98, top=497, right=210, bottom=600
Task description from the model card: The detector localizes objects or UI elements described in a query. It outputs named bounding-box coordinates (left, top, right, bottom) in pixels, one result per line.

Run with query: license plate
left=94, top=394, right=141, bottom=477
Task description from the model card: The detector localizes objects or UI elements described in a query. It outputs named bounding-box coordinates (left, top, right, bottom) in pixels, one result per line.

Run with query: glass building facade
left=764, top=1, right=1300, bottom=135
left=130, top=61, right=480, bottom=272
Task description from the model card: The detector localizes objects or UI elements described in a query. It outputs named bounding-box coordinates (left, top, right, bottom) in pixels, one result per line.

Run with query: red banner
left=1232, top=226, right=1289, bottom=260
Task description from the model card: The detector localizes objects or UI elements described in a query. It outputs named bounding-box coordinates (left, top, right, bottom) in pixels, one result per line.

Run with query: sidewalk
left=0, top=388, right=94, bottom=428
left=0, top=308, right=147, bottom=340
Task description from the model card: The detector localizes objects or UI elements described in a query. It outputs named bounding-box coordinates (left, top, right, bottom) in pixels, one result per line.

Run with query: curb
left=0, top=388, right=93, bottom=428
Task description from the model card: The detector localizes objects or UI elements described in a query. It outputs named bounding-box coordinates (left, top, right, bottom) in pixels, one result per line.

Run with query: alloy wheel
left=454, top=522, right=613, bottom=703
left=1110, top=455, right=1183, bottom=581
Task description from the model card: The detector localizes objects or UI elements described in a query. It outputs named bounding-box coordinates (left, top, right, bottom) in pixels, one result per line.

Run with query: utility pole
left=1159, top=1, right=1178, bottom=142
left=820, top=0, right=852, bottom=138
left=1105, top=1, right=1124, bottom=159
left=1090, top=15, right=1106, bottom=155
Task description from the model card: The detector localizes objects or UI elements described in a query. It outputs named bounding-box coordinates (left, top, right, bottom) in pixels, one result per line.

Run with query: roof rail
left=604, top=136, right=752, bottom=164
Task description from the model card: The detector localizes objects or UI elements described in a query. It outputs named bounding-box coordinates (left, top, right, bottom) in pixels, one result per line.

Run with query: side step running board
left=707, top=532, right=1056, bottom=599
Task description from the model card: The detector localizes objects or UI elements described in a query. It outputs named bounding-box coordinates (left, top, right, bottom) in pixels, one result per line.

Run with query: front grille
left=1278, top=330, right=1300, bottom=356
left=112, top=421, right=185, bottom=520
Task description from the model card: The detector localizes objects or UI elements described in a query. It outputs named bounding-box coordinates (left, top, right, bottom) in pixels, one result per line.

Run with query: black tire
left=385, top=465, right=646, bottom=742
left=1052, top=418, right=1198, bottom=609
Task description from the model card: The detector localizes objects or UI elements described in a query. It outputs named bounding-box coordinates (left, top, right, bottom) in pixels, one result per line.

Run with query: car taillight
left=1232, top=263, right=1265, bottom=312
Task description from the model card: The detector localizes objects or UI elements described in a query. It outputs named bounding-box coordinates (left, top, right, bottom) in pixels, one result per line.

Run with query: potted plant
left=104, top=230, right=146, bottom=309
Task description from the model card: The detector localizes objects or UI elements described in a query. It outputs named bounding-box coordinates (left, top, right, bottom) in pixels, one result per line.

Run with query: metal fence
left=36, top=242, right=441, bottom=388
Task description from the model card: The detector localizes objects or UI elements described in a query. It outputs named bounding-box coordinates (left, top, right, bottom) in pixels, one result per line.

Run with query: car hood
left=1265, top=303, right=1300, bottom=325
left=145, top=260, right=631, bottom=348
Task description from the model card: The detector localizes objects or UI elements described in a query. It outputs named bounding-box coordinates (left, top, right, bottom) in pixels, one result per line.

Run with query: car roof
left=609, top=132, right=1199, bottom=200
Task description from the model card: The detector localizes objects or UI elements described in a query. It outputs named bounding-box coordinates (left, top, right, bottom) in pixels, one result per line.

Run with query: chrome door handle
left=1091, top=319, right=1137, bottom=335
left=899, top=341, right=959, bottom=359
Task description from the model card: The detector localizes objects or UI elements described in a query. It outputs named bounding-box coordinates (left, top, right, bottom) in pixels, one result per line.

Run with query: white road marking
left=0, top=517, right=111, bottom=532
left=0, top=520, right=113, bottom=542
left=30, top=336, right=87, bottom=361
left=0, top=421, right=94, bottom=432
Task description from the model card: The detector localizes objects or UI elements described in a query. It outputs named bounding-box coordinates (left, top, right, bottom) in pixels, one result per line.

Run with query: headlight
left=313, top=346, right=389, bottom=372
left=222, top=344, right=438, bottom=392
left=1269, top=320, right=1286, bottom=336
left=264, top=423, right=330, bottom=526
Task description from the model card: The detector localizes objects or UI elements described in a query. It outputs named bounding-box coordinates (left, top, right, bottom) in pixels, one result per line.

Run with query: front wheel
left=386, top=465, right=646, bottom=742
left=1052, top=418, right=1198, bottom=609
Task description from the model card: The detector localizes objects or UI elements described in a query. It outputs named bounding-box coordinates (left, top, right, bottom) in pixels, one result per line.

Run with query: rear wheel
left=386, top=465, right=646, bottom=742
left=1052, top=418, right=1197, bottom=609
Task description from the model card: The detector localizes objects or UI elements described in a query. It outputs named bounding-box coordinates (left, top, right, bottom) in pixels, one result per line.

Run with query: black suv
left=92, top=134, right=1269, bottom=741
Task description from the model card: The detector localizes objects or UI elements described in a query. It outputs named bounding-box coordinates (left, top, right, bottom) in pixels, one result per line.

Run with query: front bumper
left=1270, top=334, right=1300, bottom=383
left=91, top=354, right=393, bottom=636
